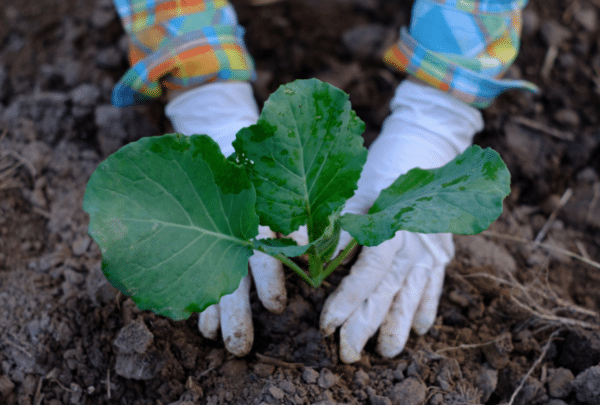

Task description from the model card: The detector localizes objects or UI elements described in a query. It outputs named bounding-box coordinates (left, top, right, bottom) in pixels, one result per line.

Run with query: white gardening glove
left=320, top=78, right=484, bottom=363
left=165, top=82, right=287, bottom=356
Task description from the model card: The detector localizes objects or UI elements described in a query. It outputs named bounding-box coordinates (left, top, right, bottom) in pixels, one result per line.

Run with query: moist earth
left=1, top=0, right=600, bottom=404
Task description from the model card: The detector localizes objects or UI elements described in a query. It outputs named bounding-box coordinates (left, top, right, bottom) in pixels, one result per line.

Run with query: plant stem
left=314, top=238, right=358, bottom=286
left=272, top=253, right=318, bottom=288
left=308, top=247, right=322, bottom=279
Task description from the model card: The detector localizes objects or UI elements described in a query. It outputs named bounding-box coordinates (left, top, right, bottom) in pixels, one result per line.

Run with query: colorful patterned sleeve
left=383, top=0, right=538, bottom=109
left=111, top=0, right=256, bottom=107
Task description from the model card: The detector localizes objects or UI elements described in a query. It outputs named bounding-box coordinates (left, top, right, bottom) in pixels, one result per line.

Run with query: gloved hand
left=320, top=78, right=484, bottom=363
left=165, top=81, right=287, bottom=356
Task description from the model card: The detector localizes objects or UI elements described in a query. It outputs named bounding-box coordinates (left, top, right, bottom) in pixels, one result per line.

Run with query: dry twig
left=505, top=329, right=561, bottom=405
left=435, top=334, right=510, bottom=354
left=587, top=183, right=600, bottom=222
left=255, top=353, right=304, bottom=369
left=464, top=272, right=599, bottom=322
left=481, top=230, right=600, bottom=271
left=511, top=116, right=574, bottom=141
left=533, top=188, right=573, bottom=245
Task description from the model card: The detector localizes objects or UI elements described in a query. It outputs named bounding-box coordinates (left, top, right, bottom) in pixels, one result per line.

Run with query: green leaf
left=340, top=145, right=511, bottom=246
left=83, top=134, right=259, bottom=320
left=312, top=208, right=343, bottom=263
left=233, top=78, right=368, bottom=242
left=252, top=209, right=342, bottom=260
left=252, top=238, right=313, bottom=257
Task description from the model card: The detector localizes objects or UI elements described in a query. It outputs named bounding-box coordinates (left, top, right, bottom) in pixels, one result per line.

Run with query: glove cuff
left=112, top=25, right=256, bottom=107
left=383, top=0, right=539, bottom=108
left=111, top=0, right=256, bottom=107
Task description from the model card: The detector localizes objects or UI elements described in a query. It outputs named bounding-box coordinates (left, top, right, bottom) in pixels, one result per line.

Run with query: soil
left=1, top=0, right=600, bottom=404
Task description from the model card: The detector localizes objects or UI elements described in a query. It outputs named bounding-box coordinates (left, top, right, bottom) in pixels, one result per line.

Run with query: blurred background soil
left=1, top=0, right=600, bottom=404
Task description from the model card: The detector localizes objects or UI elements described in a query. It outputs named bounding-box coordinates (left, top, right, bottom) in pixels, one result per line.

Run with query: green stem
left=308, top=247, right=323, bottom=279
left=271, top=253, right=318, bottom=288
left=314, top=238, right=358, bottom=286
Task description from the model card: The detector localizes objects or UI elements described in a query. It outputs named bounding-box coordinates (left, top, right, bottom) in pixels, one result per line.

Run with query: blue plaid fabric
left=384, top=0, right=538, bottom=108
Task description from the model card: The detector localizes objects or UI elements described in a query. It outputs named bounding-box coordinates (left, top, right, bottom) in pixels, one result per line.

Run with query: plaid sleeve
left=383, top=0, right=538, bottom=108
left=111, top=0, right=256, bottom=107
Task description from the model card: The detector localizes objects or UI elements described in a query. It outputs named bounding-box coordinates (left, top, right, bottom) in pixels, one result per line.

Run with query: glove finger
left=198, top=304, right=220, bottom=340
left=338, top=267, right=405, bottom=363
left=320, top=234, right=405, bottom=336
left=410, top=233, right=453, bottom=334
left=411, top=263, right=446, bottom=335
left=250, top=251, right=286, bottom=314
left=219, top=275, right=253, bottom=357
left=251, top=226, right=287, bottom=314
left=377, top=265, right=429, bottom=358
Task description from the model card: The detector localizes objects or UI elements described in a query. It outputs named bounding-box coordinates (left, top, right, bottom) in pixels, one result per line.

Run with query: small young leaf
left=340, top=145, right=510, bottom=246
left=312, top=208, right=343, bottom=263
left=252, top=238, right=313, bottom=257
left=83, top=134, right=259, bottom=320
left=233, top=79, right=368, bottom=241
left=252, top=210, right=341, bottom=260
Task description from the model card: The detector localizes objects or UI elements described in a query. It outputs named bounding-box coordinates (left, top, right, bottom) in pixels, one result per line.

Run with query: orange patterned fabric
left=112, top=0, right=255, bottom=106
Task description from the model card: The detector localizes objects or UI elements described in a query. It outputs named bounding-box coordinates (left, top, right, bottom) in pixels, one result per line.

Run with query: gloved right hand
left=165, top=81, right=287, bottom=356
left=320, top=79, right=484, bottom=363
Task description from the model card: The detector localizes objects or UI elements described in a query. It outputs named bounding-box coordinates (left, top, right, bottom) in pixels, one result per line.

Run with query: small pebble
left=369, top=394, right=392, bottom=405
left=91, top=9, right=116, bottom=29
left=317, top=368, right=338, bottom=389
left=219, top=360, right=247, bottom=379
left=96, top=48, right=122, bottom=69
left=571, top=366, right=600, bottom=405
left=303, top=367, right=319, bottom=384
left=69, top=382, right=82, bottom=404
left=70, top=84, right=100, bottom=106
left=253, top=363, right=275, bottom=378
left=476, top=365, right=498, bottom=403
left=267, top=385, right=285, bottom=401
left=63, top=268, right=85, bottom=285
left=576, top=167, right=599, bottom=183
left=342, top=24, right=388, bottom=58
left=547, top=368, right=574, bottom=398
left=279, top=379, right=296, bottom=394
left=354, top=369, right=370, bottom=387
left=522, top=9, right=540, bottom=36
left=21, top=374, right=36, bottom=397
left=113, top=320, right=154, bottom=354
left=574, top=6, right=597, bottom=32
left=554, top=109, right=580, bottom=127
left=72, top=235, right=91, bottom=256
left=540, top=20, right=572, bottom=47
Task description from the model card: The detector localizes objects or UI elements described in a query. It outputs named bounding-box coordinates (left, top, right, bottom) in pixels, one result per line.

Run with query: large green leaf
left=340, top=146, right=511, bottom=246
left=233, top=79, right=368, bottom=241
left=83, top=134, right=259, bottom=320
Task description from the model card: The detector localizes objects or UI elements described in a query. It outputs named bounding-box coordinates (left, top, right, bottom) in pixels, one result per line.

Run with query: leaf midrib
left=120, top=217, right=251, bottom=246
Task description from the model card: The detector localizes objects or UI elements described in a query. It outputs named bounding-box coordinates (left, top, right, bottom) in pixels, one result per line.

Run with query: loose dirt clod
left=571, top=366, right=600, bottom=405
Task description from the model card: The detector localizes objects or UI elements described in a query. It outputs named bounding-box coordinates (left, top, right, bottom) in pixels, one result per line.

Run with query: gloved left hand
left=165, top=81, right=287, bottom=356
left=320, top=79, right=484, bottom=363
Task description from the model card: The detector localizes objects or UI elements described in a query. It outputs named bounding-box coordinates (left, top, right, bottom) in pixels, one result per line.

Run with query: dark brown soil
left=1, top=0, right=600, bottom=404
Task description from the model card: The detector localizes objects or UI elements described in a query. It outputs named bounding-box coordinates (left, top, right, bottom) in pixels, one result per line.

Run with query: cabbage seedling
left=83, top=79, right=510, bottom=320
